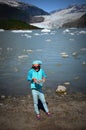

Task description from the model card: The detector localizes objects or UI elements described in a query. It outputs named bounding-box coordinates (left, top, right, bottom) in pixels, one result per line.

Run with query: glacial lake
left=0, top=28, right=86, bottom=96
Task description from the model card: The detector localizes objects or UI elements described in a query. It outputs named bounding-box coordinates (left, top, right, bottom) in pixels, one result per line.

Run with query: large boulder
left=56, top=85, right=67, bottom=95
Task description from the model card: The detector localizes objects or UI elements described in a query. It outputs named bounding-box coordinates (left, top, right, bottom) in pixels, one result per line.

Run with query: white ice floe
left=82, top=61, right=86, bottom=65
left=72, top=52, right=78, bottom=57
left=14, top=67, right=19, bottom=72
left=69, top=38, right=74, bottom=41
left=0, top=48, right=2, bottom=50
left=64, top=82, right=70, bottom=85
left=12, top=30, right=32, bottom=33
left=24, top=49, right=33, bottom=53
left=41, top=28, right=51, bottom=33
left=63, top=29, right=70, bottom=33
left=69, top=32, right=75, bottom=35
left=46, top=39, right=51, bottom=42
left=79, top=31, right=86, bottom=34
left=74, top=76, right=80, bottom=80
left=0, top=29, right=4, bottom=32
left=24, top=34, right=32, bottom=38
left=34, top=33, right=40, bottom=36
left=60, top=52, right=69, bottom=58
left=18, top=55, right=28, bottom=59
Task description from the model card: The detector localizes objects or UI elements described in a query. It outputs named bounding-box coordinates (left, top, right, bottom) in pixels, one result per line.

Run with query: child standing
left=27, top=60, right=51, bottom=119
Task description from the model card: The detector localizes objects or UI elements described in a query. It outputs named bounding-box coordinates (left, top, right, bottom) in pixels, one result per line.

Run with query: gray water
left=0, top=28, right=86, bottom=96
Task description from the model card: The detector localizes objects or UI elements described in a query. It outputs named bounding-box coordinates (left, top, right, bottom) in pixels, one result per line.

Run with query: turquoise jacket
left=27, top=68, right=47, bottom=89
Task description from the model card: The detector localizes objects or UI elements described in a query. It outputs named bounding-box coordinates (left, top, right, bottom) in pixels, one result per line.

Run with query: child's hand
left=32, top=78, right=37, bottom=83
left=42, top=78, right=46, bottom=82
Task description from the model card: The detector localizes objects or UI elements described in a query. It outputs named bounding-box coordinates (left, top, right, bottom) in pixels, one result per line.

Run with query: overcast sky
left=18, top=0, right=86, bottom=12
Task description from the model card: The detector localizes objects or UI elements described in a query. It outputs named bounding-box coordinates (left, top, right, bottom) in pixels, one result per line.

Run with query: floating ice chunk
left=63, top=29, right=70, bottom=33
left=0, top=48, right=2, bottom=50
left=12, top=30, right=32, bottom=33
left=64, top=82, right=70, bottom=85
left=50, top=31, right=56, bottom=35
left=24, top=49, right=33, bottom=53
left=69, top=38, right=74, bottom=41
left=41, top=28, right=51, bottom=33
left=82, top=61, right=86, bottom=65
left=72, top=52, right=78, bottom=57
left=74, top=76, right=80, bottom=80
left=0, top=29, right=4, bottom=32
left=69, top=33, right=74, bottom=35
left=60, top=52, right=67, bottom=55
left=18, top=55, right=28, bottom=59
left=62, top=54, right=69, bottom=58
left=60, top=52, right=69, bottom=58
left=14, top=67, right=19, bottom=72
left=24, top=34, right=32, bottom=38
left=34, top=33, right=40, bottom=36
left=7, top=47, right=13, bottom=51
left=79, top=31, right=86, bottom=34
left=46, top=39, right=51, bottom=42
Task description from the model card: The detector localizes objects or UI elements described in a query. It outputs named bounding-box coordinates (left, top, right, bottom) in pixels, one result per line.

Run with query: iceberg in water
left=0, top=29, right=4, bottom=32
left=11, top=30, right=32, bottom=33
left=41, top=28, right=51, bottom=33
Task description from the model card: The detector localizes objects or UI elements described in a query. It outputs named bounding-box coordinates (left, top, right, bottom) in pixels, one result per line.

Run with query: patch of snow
left=0, top=0, right=20, bottom=7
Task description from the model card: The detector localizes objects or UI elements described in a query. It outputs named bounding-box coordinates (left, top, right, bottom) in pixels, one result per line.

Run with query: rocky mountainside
left=62, top=13, right=86, bottom=28
left=0, top=0, right=49, bottom=23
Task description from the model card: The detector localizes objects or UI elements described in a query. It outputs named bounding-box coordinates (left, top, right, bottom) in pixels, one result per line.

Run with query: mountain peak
left=0, top=0, right=20, bottom=7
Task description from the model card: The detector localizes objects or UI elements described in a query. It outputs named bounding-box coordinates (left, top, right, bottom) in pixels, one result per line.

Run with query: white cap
left=32, top=60, right=42, bottom=65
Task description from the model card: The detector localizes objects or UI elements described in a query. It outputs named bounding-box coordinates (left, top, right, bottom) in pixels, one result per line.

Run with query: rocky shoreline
left=0, top=91, right=86, bottom=130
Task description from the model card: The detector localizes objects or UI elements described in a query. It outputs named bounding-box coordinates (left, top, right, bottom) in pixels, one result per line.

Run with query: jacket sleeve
left=27, top=69, right=33, bottom=81
left=42, top=69, right=47, bottom=78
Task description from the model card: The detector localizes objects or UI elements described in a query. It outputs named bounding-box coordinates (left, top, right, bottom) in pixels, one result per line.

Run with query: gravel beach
left=0, top=91, right=86, bottom=130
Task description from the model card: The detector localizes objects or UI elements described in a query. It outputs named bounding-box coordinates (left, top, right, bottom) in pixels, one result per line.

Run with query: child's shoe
left=46, top=112, right=51, bottom=116
left=36, top=114, right=41, bottom=119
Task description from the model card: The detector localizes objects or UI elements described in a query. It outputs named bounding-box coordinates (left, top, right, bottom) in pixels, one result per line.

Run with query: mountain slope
left=0, top=0, right=49, bottom=16
left=0, top=3, right=30, bottom=23
left=0, top=19, right=40, bottom=30
left=62, top=13, right=86, bottom=28
left=0, top=0, right=49, bottom=23
left=31, top=4, right=86, bottom=29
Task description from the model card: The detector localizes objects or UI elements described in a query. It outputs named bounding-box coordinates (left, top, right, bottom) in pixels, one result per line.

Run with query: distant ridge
left=0, top=0, right=86, bottom=29
left=0, top=0, right=49, bottom=29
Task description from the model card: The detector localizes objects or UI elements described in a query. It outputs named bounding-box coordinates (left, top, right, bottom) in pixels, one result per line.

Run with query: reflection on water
left=0, top=28, right=86, bottom=96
